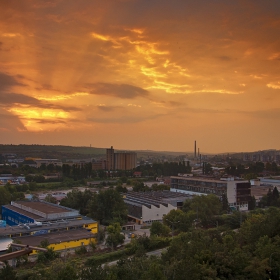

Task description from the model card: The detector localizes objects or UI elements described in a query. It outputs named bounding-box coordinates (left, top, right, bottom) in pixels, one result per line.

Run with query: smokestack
left=198, top=148, right=200, bottom=157
left=194, top=140, right=196, bottom=158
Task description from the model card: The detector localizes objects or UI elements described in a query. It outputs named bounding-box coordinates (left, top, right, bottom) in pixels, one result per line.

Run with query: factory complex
left=0, top=201, right=97, bottom=254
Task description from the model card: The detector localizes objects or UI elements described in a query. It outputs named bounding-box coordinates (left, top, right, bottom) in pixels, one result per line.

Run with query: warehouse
left=124, top=191, right=191, bottom=225
left=0, top=201, right=98, bottom=253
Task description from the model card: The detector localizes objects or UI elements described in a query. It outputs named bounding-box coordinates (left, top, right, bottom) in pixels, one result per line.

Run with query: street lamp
left=165, top=219, right=180, bottom=239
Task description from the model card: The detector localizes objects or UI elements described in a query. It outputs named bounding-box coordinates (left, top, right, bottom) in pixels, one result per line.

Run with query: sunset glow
left=1, top=0, right=280, bottom=153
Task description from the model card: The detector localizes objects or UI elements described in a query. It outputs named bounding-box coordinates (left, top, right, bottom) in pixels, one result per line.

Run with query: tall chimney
left=194, top=140, right=196, bottom=158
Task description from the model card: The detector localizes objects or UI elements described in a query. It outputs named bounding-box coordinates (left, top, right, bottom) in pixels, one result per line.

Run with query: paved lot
left=133, top=224, right=150, bottom=237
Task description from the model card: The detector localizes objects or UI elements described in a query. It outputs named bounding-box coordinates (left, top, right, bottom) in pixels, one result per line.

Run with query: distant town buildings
left=92, top=159, right=106, bottom=171
left=34, top=159, right=63, bottom=168
left=243, top=150, right=280, bottom=163
left=106, top=146, right=137, bottom=171
left=0, top=174, right=26, bottom=185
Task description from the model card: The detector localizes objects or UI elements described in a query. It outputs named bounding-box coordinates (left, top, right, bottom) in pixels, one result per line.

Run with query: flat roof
left=3, top=205, right=43, bottom=220
left=124, top=191, right=191, bottom=208
left=15, top=229, right=95, bottom=247
left=14, top=201, right=70, bottom=214
left=0, top=217, right=97, bottom=237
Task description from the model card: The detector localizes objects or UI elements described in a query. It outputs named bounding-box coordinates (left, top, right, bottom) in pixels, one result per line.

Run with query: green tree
left=132, top=181, right=150, bottom=192
left=272, top=187, right=280, bottom=206
left=222, top=210, right=247, bottom=230
left=11, top=192, right=25, bottom=201
left=150, top=221, right=170, bottom=237
left=80, top=265, right=111, bottom=280
left=151, top=184, right=170, bottom=191
left=89, top=189, right=127, bottom=225
left=37, top=247, right=59, bottom=263
left=244, top=173, right=258, bottom=180
left=221, top=193, right=230, bottom=213
left=183, top=194, right=222, bottom=226
left=0, top=186, right=11, bottom=207
left=115, top=184, right=128, bottom=193
left=248, top=196, right=256, bottom=210
left=163, top=209, right=195, bottom=233
left=44, top=194, right=57, bottom=204
left=0, top=263, right=18, bottom=280
left=55, top=264, right=79, bottom=280
left=60, top=189, right=93, bottom=215
left=28, top=182, right=37, bottom=191
left=105, top=223, right=125, bottom=249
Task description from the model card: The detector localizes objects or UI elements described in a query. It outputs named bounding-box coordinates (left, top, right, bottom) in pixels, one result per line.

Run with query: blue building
left=1, top=201, right=79, bottom=226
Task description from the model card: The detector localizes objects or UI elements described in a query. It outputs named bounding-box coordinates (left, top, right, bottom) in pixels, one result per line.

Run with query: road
left=102, top=247, right=167, bottom=267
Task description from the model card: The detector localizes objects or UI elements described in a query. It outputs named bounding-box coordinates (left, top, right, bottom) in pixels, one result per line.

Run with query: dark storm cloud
left=35, top=83, right=63, bottom=92
left=218, top=56, right=233, bottom=61
left=87, top=83, right=150, bottom=99
left=97, top=105, right=123, bottom=112
left=33, top=119, right=67, bottom=124
left=0, top=72, right=25, bottom=91
left=0, top=92, right=41, bottom=105
left=0, top=92, right=80, bottom=111
left=87, top=112, right=165, bottom=124
left=0, top=108, right=26, bottom=130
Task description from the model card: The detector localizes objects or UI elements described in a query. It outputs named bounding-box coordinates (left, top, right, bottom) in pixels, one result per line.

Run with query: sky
left=0, top=0, right=280, bottom=154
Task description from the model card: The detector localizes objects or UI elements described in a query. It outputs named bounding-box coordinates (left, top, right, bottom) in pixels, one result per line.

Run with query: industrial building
left=106, top=146, right=137, bottom=170
left=34, top=159, right=63, bottom=168
left=170, top=175, right=251, bottom=211
left=92, top=159, right=106, bottom=170
left=0, top=201, right=97, bottom=253
left=250, top=176, right=280, bottom=202
left=0, top=174, right=26, bottom=185
left=123, top=191, right=191, bottom=225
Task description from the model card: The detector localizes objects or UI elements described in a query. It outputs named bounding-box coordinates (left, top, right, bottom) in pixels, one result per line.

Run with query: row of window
left=175, top=185, right=225, bottom=195
left=143, top=219, right=162, bottom=224
left=6, top=216, right=32, bottom=225
left=229, top=202, right=248, bottom=207
left=172, top=180, right=227, bottom=188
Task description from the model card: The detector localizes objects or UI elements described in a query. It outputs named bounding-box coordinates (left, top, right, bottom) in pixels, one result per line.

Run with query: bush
left=75, top=246, right=87, bottom=255
left=85, top=249, right=128, bottom=266
left=85, top=236, right=171, bottom=266
left=37, top=248, right=59, bottom=263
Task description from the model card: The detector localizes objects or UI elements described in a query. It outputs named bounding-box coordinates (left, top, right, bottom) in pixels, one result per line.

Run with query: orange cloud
left=1, top=1, right=280, bottom=152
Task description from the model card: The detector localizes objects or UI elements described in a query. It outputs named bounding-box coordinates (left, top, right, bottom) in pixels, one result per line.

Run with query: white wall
left=226, top=181, right=236, bottom=204
left=142, top=203, right=176, bottom=223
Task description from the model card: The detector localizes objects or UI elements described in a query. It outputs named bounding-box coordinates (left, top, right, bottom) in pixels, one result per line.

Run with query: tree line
left=134, top=161, right=192, bottom=177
